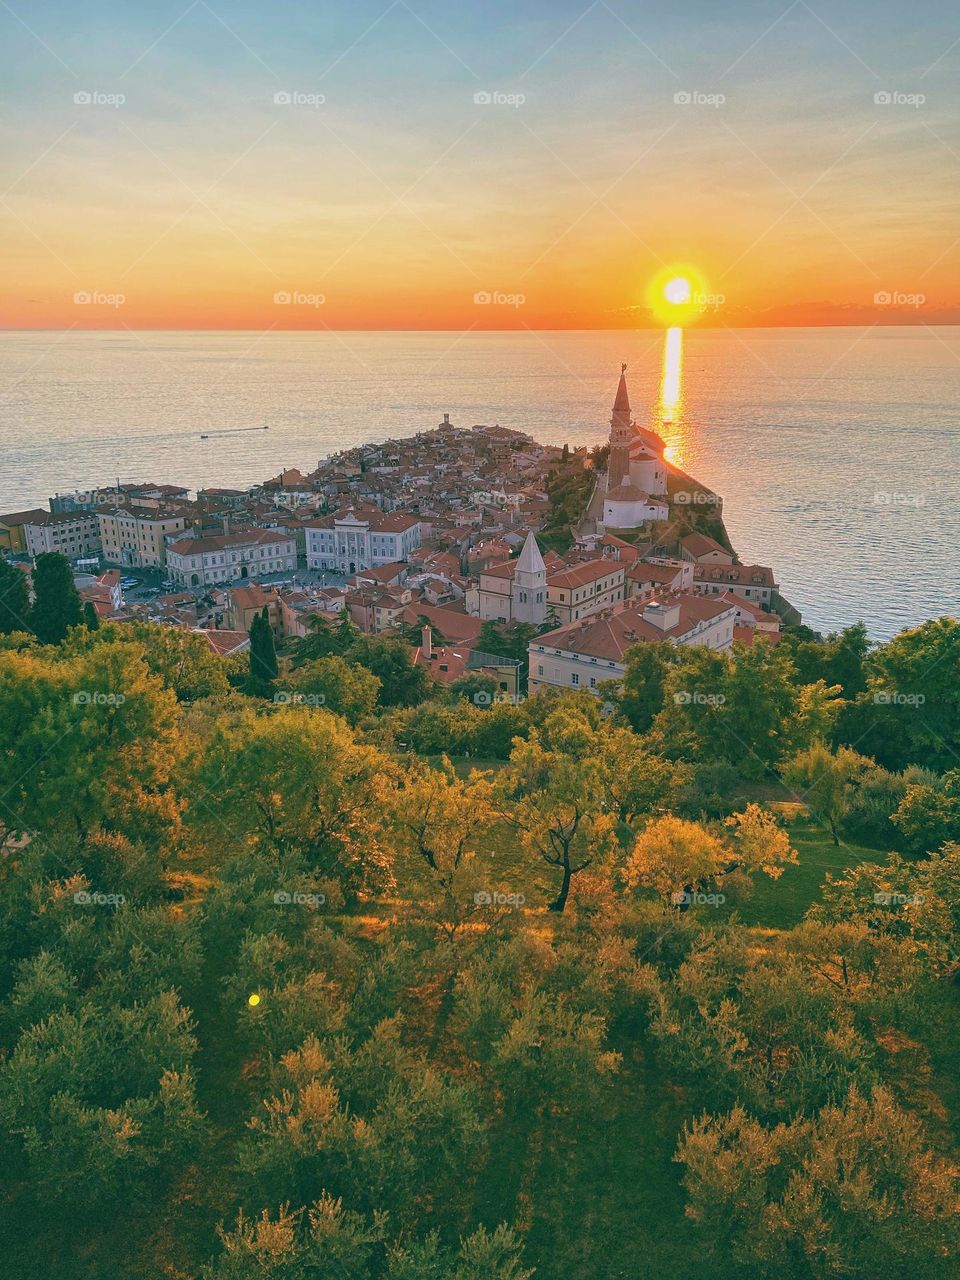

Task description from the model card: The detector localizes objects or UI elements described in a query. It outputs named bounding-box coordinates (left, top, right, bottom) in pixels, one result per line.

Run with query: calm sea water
left=1, top=327, right=958, bottom=640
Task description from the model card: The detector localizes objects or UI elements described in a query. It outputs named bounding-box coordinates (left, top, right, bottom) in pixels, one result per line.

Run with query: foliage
left=677, top=1085, right=960, bottom=1278
left=0, top=557, right=31, bottom=635
left=29, top=551, right=83, bottom=644
left=284, top=654, right=381, bottom=722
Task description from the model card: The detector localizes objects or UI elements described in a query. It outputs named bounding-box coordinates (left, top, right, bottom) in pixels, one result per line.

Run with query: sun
left=645, top=264, right=709, bottom=327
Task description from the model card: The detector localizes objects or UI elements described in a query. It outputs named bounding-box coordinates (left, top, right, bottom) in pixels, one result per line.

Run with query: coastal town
left=0, top=368, right=792, bottom=692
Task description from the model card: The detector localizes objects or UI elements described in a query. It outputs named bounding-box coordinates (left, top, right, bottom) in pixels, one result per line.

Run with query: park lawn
left=477, top=1042, right=712, bottom=1280
left=724, top=819, right=891, bottom=929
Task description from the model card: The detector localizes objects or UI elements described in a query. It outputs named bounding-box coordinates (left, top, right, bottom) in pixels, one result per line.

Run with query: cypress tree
left=82, top=600, right=101, bottom=631
left=249, top=606, right=278, bottom=684
left=30, top=553, right=83, bottom=644
left=0, top=558, right=31, bottom=635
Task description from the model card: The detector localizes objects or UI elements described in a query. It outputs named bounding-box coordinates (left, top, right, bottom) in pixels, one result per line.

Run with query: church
left=601, top=365, right=669, bottom=531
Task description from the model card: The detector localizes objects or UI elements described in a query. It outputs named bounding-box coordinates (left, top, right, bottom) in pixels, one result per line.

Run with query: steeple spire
left=614, top=363, right=630, bottom=415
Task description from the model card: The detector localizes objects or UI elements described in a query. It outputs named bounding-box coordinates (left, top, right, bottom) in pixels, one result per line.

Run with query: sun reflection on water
left=658, top=326, right=684, bottom=465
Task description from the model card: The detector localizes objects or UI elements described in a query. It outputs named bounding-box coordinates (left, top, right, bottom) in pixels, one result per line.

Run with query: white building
left=305, top=510, right=422, bottom=573
left=166, top=529, right=297, bottom=588
left=528, top=594, right=737, bottom=695
left=23, top=511, right=102, bottom=560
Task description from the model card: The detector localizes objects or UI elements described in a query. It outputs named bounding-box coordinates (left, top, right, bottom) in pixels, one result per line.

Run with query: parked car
left=119, top=577, right=139, bottom=589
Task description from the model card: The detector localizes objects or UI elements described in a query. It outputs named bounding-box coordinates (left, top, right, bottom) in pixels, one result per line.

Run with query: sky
left=1, top=0, right=959, bottom=329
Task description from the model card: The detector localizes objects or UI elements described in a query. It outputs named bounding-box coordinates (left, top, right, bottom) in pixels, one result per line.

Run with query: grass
left=723, top=817, right=891, bottom=929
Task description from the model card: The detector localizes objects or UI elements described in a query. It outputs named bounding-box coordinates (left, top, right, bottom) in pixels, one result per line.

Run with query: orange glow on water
left=658, top=326, right=685, bottom=466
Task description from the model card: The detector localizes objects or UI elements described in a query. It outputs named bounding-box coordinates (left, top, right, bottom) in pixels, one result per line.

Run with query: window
left=537, top=664, right=544, bottom=676
left=571, top=673, right=579, bottom=686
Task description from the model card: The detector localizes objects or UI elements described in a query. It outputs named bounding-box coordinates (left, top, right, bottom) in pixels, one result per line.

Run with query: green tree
left=839, top=617, right=960, bottom=771
left=344, top=634, right=431, bottom=707
left=285, top=654, right=381, bottom=722
left=677, top=1085, right=960, bottom=1278
left=0, top=641, right=181, bottom=844
left=291, top=611, right=360, bottom=665
left=30, top=552, right=83, bottom=644
left=81, top=600, right=100, bottom=630
left=249, top=606, right=279, bottom=686
left=891, top=769, right=960, bottom=855
left=186, top=706, right=390, bottom=891
left=496, top=708, right=618, bottom=911
left=782, top=621, right=870, bottom=698
left=609, top=640, right=673, bottom=733
left=0, top=557, right=31, bottom=635
left=783, top=742, right=874, bottom=845
left=448, top=671, right=498, bottom=707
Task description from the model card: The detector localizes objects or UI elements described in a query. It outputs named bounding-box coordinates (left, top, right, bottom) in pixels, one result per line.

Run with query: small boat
left=199, top=425, right=267, bottom=439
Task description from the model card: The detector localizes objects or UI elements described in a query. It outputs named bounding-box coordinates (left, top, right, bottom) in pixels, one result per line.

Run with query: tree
left=389, top=758, right=493, bottom=883
left=782, top=621, right=870, bottom=698
left=82, top=600, right=100, bottom=630
left=838, top=617, right=960, bottom=771
left=810, top=843, right=960, bottom=978
left=783, top=742, right=873, bottom=845
left=609, top=640, right=673, bottom=732
left=186, top=706, right=391, bottom=892
left=448, top=671, right=497, bottom=707
left=496, top=709, right=618, bottom=912
left=285, top=654, right=381, bottom=722
left=477, top=619, right=537, bottom=666
left=344, top=634, right=431, bottom=707
left=0, top=557, right=31, bottom=635
left=249, top=607, right=278, bottom=686
left=291, top=610, right=361, bottom=666
left=676, top=1085, right=960, bottom=1277
left=891, top=769, right=960, bottom=855
left=30, top=552, right=83, bottom=644
left=96, top=620, right=232, bottom=701
left=625, top=806, right=797, bottom=907
left=596, top=727, right=688, bottom=824
left=0, top=641, right=181, bottom=845
left=0, top=991, right=204, bottom=1214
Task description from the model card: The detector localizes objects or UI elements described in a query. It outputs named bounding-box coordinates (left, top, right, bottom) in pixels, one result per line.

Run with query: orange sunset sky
left=2, top=0, right=960, bottom=330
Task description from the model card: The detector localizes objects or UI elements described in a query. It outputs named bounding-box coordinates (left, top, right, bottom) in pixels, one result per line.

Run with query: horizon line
left=3, top=322, right=960, bottom=335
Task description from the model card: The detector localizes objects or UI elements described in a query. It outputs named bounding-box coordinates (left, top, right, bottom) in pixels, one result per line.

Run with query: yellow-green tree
left=186, top=706, right=391, bottom=893
left=497, top=709, right=618, bottom=912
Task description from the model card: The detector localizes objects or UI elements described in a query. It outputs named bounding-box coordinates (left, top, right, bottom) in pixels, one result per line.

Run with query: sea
left=1, top=326, right=958, bottom=641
